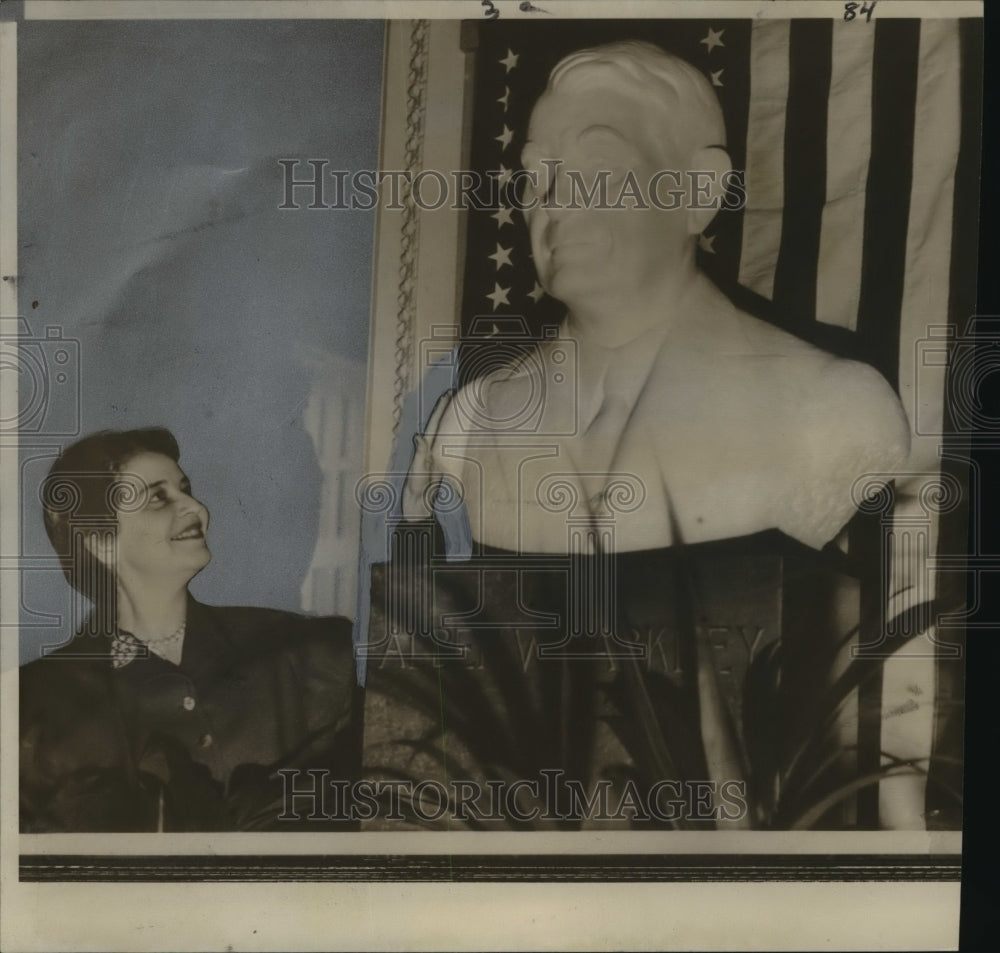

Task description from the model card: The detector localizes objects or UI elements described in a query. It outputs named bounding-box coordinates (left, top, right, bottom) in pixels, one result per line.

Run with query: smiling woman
left=19, top=428, right=362, bottom=833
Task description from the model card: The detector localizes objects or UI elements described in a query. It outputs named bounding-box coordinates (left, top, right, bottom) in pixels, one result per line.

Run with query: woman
left=20, top=428, right=361, bottom=832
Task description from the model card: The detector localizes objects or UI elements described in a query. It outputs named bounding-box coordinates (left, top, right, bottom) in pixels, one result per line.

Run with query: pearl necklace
left=111, top=621, right=187, bottom=669
left=140, top=620, right=187, bottom=648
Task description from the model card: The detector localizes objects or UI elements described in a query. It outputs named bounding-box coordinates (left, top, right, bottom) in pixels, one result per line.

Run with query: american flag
left=455, top=16, right=980, bottom=828
left=459, top=18, right=752, bottom=344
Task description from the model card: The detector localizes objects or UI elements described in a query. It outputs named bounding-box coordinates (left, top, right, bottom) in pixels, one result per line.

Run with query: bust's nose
left=543, top=162, right=580, bottom=215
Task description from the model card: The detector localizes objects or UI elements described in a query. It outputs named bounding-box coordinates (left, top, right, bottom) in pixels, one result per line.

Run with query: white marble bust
left=404, top=41, right=910, bottom=555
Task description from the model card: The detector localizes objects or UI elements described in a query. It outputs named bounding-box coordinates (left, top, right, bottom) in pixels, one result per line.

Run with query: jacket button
left=182, top=696, right=196, bottom=711
left=198, top=733, right=214, bottom=748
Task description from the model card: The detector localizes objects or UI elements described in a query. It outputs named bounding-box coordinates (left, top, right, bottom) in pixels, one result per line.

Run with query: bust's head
left=521, top=41, right=730, bottom=321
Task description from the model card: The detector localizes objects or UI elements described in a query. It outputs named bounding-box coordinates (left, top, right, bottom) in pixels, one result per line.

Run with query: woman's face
left=101, top=451, right=211, bottom=587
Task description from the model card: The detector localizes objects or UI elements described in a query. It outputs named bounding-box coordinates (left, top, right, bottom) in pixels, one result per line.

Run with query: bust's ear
left=686, top=146, right=734, bottom=236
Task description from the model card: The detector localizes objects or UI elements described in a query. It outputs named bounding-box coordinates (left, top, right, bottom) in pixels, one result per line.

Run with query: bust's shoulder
left=460, top=350, right=539, bottom=405
left=801, top=354, right=910, bottom=461
left=740, top=319, right=908, bottom=457
left=706, top=307, right=838, bottom=369
left=427, top=349, right=554, bottom=440
left=702, top=307, right=908, bottom=443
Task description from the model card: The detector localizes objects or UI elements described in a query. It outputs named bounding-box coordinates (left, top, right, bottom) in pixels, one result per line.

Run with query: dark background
left=960, top=3, right=998, bottom=949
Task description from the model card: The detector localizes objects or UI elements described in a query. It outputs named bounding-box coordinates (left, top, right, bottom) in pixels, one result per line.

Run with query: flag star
left=498, top=87, right=510, bottom=110
left=499, top=49, right=519, bottom=73
left=485, top=282, right=511, bottom=311
left=699, top=233, right=717, bottom=254
left=488, top=243, right=513, bottom=269
left=700, top=27, right=725, bottom=53
left=710, top=69, right=724, bottom=88
left=495, top=124, right=514, bottom=151
left=527, top=281, right=546, bottom=303
left=495, top=164, right=513, bottom=187
left=491, top=205, right=514, bottom=227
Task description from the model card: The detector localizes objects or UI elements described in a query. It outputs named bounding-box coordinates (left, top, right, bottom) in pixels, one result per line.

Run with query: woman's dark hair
left=41, top=428, right=181, bottom=625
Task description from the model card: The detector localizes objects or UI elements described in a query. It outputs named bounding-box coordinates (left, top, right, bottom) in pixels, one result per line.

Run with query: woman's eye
left=149, top=490, right=167, bottom=504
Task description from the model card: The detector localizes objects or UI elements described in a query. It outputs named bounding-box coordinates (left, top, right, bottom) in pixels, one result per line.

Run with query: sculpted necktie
left=577, top=358, right=634, bottom=513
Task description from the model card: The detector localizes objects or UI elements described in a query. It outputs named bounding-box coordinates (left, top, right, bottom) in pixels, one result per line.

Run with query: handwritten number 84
left=844, top=1, right=877, bottom=21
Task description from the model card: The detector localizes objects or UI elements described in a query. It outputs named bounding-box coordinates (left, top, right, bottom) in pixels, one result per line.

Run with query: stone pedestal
left=361, top=525, right=854, bottom=830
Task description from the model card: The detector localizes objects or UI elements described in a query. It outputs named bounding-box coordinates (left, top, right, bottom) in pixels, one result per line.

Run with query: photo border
left=1, top=1, right=983, bottom=950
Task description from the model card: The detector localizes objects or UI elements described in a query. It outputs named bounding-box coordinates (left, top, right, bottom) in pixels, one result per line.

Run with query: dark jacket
left=20, top=598, right=362, bottom=833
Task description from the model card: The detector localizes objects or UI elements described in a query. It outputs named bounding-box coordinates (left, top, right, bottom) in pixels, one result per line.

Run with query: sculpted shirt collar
left=559, top=322, right=670, bottom=431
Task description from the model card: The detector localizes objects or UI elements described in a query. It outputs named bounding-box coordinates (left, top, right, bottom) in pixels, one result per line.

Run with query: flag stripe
left=815, top=24, right=875, bottom=331
left=738, top=19, right=790, bottom=300
left=772, top=20, right=833, bottom=327
left=896, top=20, right=961, bottom=472
left=887, top=18, right=962, bottom=650
left=926, top=16, right=982, bottom=824
left=855, top=19, right=922, bottom=391
left=852, top=18, right=921, bottom=828
left=851, top=504, right=889, bottom=830
left=944, top=17, right=983, bottom=412
left=937, top=17, right=982, bottom=580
